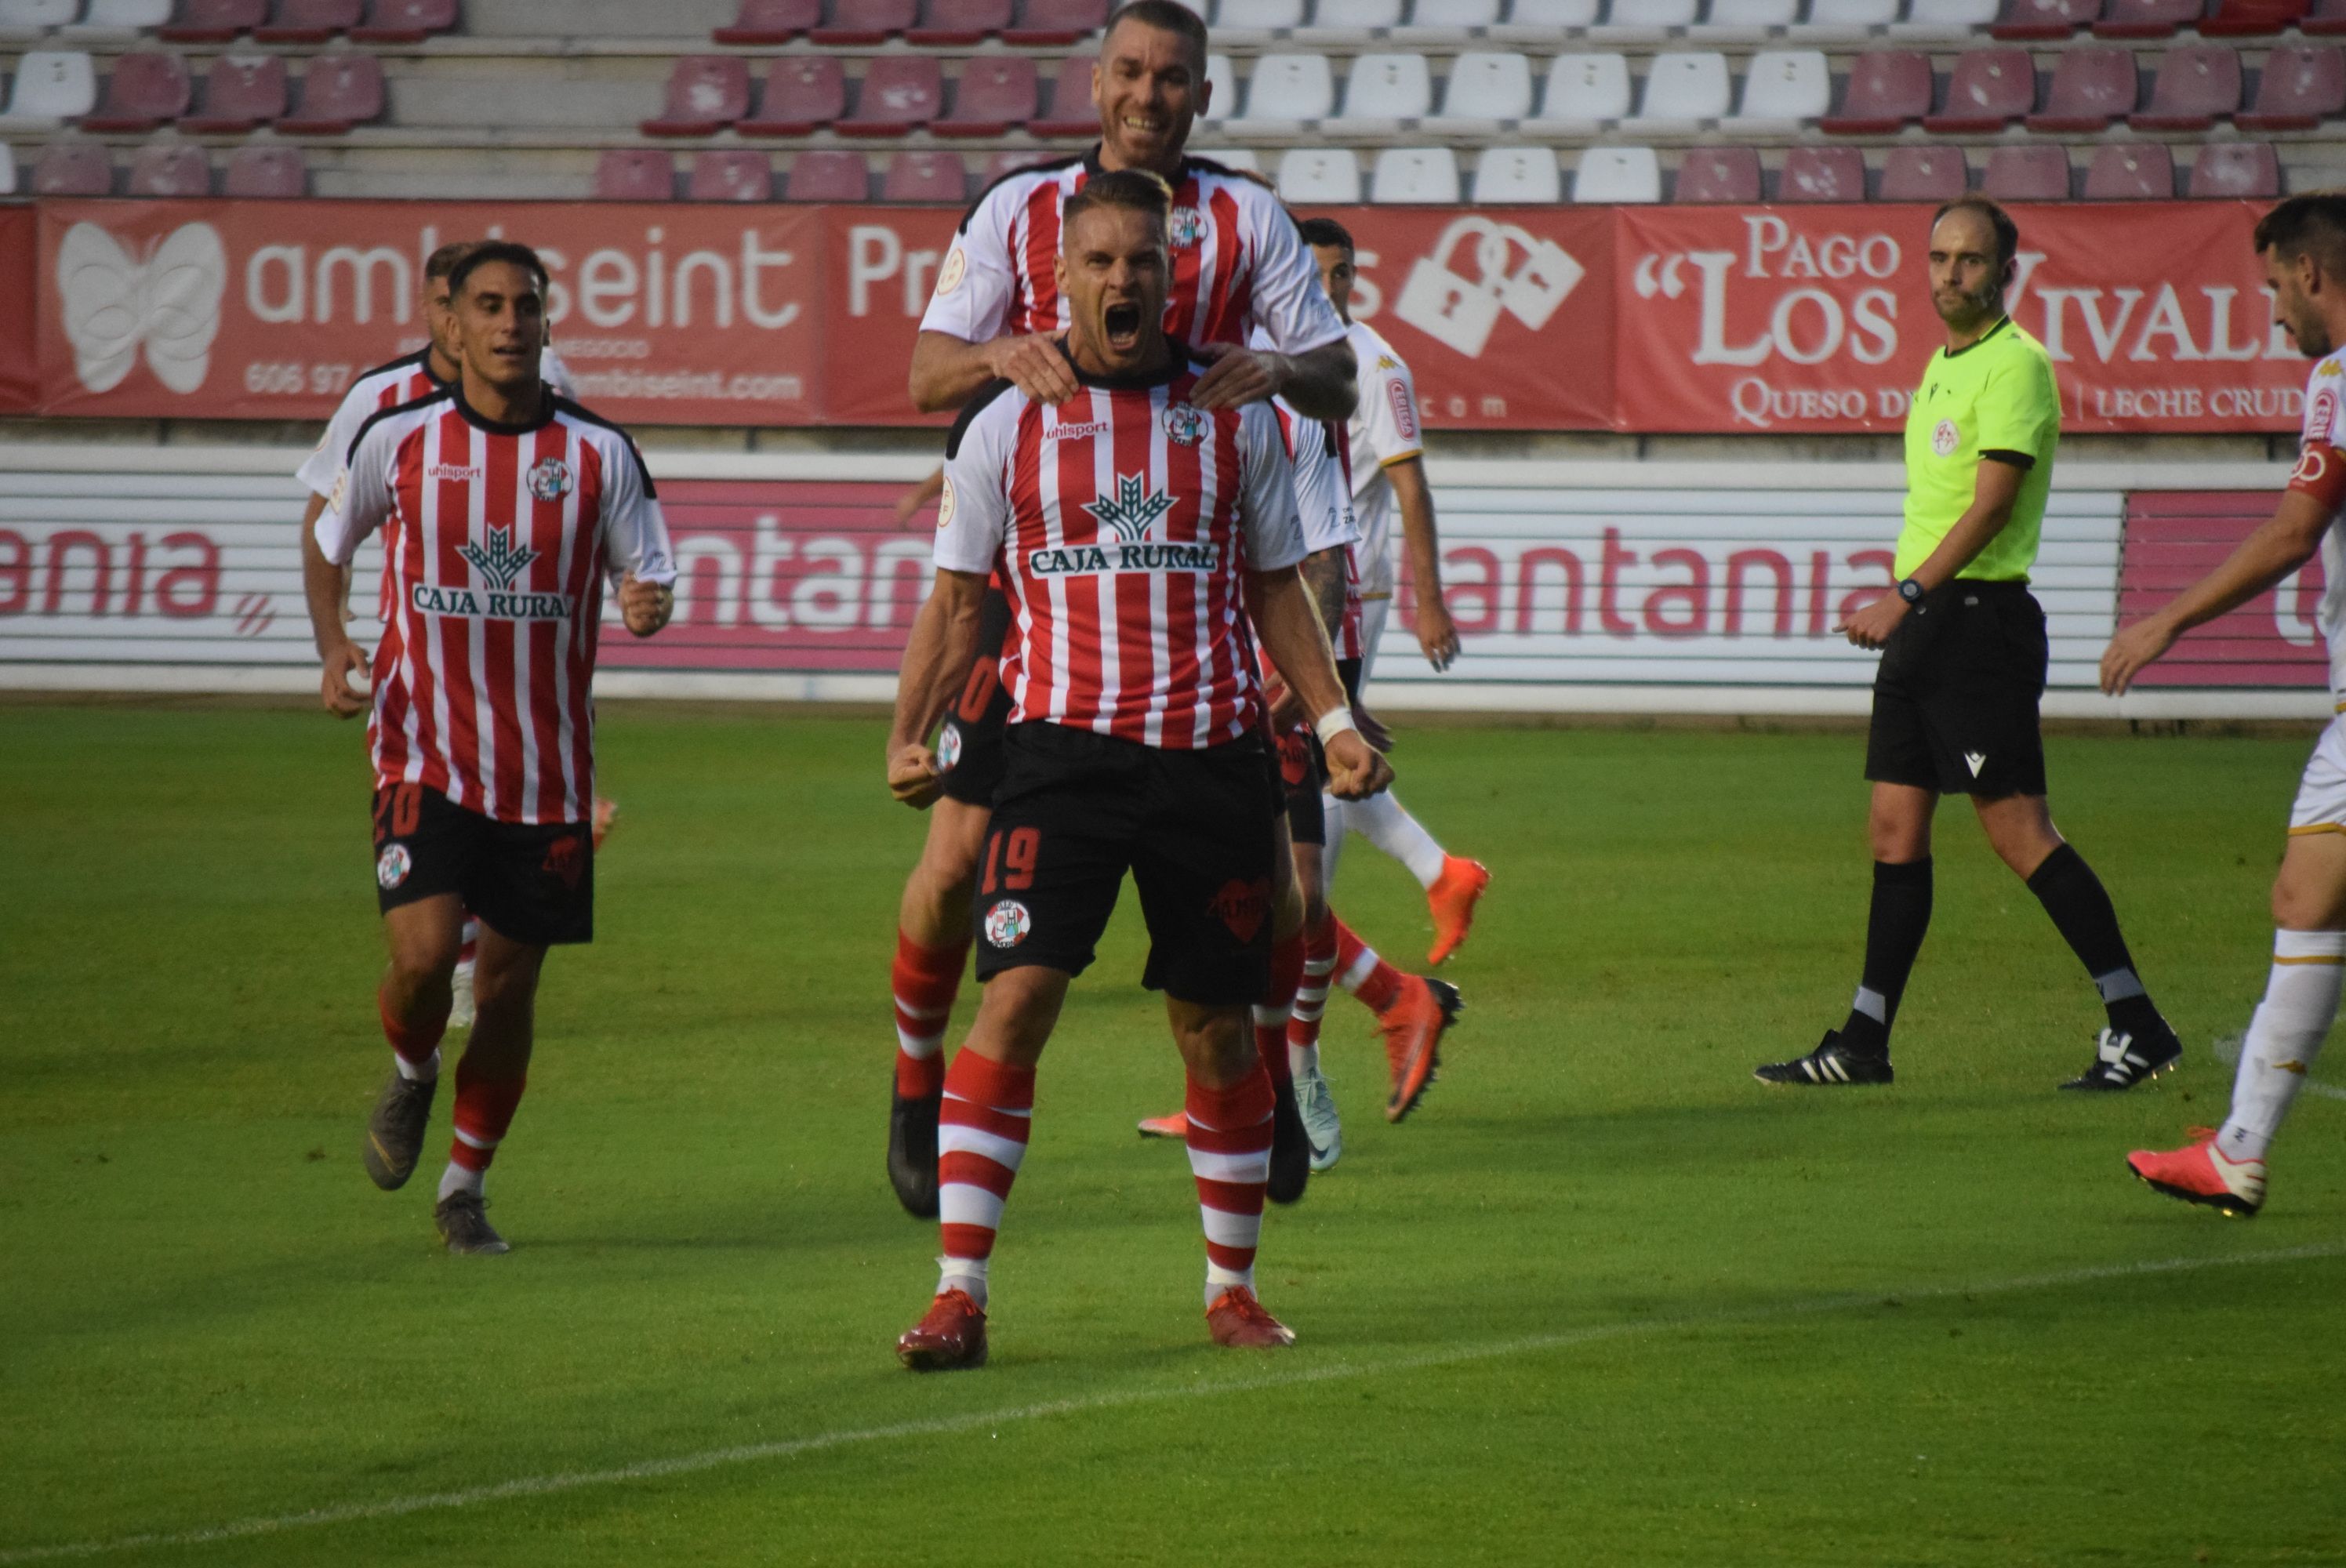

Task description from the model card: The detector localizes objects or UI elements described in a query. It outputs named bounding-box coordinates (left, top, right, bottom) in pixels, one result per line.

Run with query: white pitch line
left=5, top=1241, right=2341, bottom=1566
left=2210, top=1031, right=2346, bottom=1101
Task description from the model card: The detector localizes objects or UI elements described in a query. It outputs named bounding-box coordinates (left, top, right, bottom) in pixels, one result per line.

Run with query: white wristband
left=1313, top=706, right=1357, bottom=747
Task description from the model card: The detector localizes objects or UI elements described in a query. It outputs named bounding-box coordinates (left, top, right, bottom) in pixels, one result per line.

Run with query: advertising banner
left=0, top=208, right=38, bottom=415
left=1615, top=201, right=2300, bottom=435
left=2118, top=490, right=2328, bottom=688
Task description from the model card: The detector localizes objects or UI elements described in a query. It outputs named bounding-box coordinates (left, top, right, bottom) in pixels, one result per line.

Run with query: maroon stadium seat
left=2308, top=0, right=2346, bottom=32
left=934, top=56, right=1037, bottom=136
left=32, top=142, right=114, bottom=196
left=741, top=56, right=844, bottom=134
left=1982, top=143, right=2072, bottom=200
left=160, top=0, right=265, bottom=41
left=688, top=148, right=772, bottom=202
left=181, top=54, right=287, bottom=132
left=906, top=0, right=1008, bottom=43
left=714, top=0, right=820, bottom=41
left=812, top=0, right=915, bottom=43
left=641, top=56, right=751, bottom=136
left=593, top=148, right=676, bottom=201
left=1878, top=145, right=1966, bottom=201
left=126, top=143, right=211, bottom=197
left=81, top=52, right=191, bottom=132
left=1672, top=147, right=1760, bottom=204
left=2081, top=142, right=2174, bottom=198
left=784, top=148, right=870, bottom=201
left=2024, top=45, right=2137, bottom=131
left=2129, top=42, right=2240, bottom=129
left=1003, top=0, right=1105, bottom=44
left=1778, top=145, right=1867, bottom=203
left=2091, top=0, right=2198, bottom=34
left=1029, top=54, right=1095, bottom=136
left=883, top=149, right=968, bottom=202
left=254, top=0, right=359, bottom=41
left=2188, top=140, right=2280, bottom=197
left=352, top=0, right=458, bottom=42
left=982, top=147, right=1056, bottom=187
left=1819, top=49, right=1930, bottom=132
left=276, top=53, right=383, bottom=132
left=2239, top=43, right=2345, bottom=128
left=222, top=143, right=307, bottom=197
left=2201, top=0, right=2308, bottom=33
left=837, top=56, right=942, bottom=135
left=1923, top=48, right=2034, bottom=132
left=1991, top=0, right=2098, bottom=38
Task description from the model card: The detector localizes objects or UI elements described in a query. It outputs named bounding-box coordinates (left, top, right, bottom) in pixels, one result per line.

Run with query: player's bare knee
left=1169, top=1004, right=1253, bottom=1086
left=385, top=933, right=461, bottom=991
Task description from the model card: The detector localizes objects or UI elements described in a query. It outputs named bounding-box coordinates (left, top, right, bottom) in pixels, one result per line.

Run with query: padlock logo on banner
left=1392, top=216, right=1584, bottom=359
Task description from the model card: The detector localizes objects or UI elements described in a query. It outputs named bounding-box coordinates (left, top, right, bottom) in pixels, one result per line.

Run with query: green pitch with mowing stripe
left=3, top=704, right=2342, bottom=1566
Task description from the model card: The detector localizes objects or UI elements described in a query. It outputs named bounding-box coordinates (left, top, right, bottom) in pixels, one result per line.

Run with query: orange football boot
left=1425, top=856, right=1489, bottom=966
left=896, top=1287, right=989, bottom=1370
left=1207, top=1286, right=1295, bottom=1348
left=1378, top=975, right=1462, bottom=1123
left=2128, top=1129, right=2265, bottom=1217
left=1137, top=1112, right=1189, bottom=1138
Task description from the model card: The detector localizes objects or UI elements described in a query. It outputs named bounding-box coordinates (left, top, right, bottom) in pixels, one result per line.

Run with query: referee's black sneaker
left=887, top=1080, right=942, bottom=1219
left=2058, top=1019, right=2182, bottom=1091
left=1754, top=1031, right=1894, bottom=1087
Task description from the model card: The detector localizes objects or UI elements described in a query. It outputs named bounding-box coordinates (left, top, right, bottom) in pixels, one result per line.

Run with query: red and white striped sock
left=1287, top=910, right=1338, bottom=1077
left=892, top=931, right=968, bottom=1101
left=438, top=1059, right=526, bottom=1201
left=935, top=1049, right=1034, bottom=1308
left=1333, top=913, right=1404, bottom=1015
left=378, top=980, right=445, bottom=1083
left=1252, top=930, right=1305, bottom=1091
left=1184, top=1064, right=1274, bottom=1305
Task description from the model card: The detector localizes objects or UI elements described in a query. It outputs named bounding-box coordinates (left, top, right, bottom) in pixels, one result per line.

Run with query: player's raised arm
left=1194, top=201, right=1355, bottom=418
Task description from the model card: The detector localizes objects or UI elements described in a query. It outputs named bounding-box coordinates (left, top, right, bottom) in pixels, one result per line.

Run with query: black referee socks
left=1841, top=857, right=1934, bottom=1058
left=2026, top=842, right=2160, bottom=1035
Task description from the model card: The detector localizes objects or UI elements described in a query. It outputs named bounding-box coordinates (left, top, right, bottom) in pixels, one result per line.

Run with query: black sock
left=2025, top=842, right=2159, bottom=1033
left=1840, top=858, right=1933, bottom=1057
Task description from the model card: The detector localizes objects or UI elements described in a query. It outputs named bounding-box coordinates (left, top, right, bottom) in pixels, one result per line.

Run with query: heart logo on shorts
left=1207, top=877, right=1270, bottom=946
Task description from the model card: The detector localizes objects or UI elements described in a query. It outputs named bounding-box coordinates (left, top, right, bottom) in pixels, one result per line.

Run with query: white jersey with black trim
left=1343, top=320, right=1424, bottom=601
left=2299, top=352, right=2346, bottom=703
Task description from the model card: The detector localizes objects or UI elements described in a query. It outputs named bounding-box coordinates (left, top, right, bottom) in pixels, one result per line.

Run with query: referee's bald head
left=2254, top=193, right=2346, bottom=281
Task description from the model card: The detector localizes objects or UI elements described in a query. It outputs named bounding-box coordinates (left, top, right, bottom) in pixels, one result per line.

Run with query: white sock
left=394, top=1047, right=440, bottom=1083
left=1204, top=1262, right=1254, bottom=1306
left=2217, top=929, right=2346, bottom=1163
left=437, top=1160, right=484, bottom=1202
left=939, top=1254, right=989, bottom=1307
left=1346, top=791, right=1449, bottom=888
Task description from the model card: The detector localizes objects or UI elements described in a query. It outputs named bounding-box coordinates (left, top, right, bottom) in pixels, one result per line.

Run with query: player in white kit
left=2101, top=193, right=2346, bottom=1216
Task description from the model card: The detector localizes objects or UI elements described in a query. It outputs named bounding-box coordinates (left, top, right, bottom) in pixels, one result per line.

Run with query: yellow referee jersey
left=1896, top=316, right=2061, bottom=583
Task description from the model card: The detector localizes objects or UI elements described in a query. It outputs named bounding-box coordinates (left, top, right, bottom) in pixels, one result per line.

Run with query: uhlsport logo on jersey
left=376, top=844, right=412, bottom=890
left=983, top=898, right=1031, bottom=948
left=1033, top=471, right=1218, bottom=578
left=411, top=524, right=576, bottom=621
left=527, top=457, right=574, bottom=502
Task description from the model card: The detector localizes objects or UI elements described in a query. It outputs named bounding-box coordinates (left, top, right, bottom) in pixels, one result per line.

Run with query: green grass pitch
left=3, top=702, right=2344, bottom=1566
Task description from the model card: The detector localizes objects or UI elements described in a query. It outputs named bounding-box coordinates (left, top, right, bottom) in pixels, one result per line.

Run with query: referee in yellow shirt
left=1757, top=198, right=2180, bottom=1091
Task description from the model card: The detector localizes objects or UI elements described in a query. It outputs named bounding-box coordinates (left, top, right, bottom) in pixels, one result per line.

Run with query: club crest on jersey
left=1169, top=205, right=1204, bottom=249
left=527, top=456, right=574, bottom=502
left=1084, top=472, right=1178, bottom=543
left=1931, top=418, right=1960, bottom=458
left=1161, top=404, right=1206, bottom=447
left=376, top=844, right=411, bottom=890
left=983, top=898, right=1031, bottom=948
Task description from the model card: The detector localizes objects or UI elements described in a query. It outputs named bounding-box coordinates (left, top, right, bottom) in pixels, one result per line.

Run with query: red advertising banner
left=2118, top=491, right=2326, bottom=688
left=1615, top=201, right=2299, bottom=435
left=819, top=205, right=962, bottom=427
left=0, top=208, right=38, bottom=415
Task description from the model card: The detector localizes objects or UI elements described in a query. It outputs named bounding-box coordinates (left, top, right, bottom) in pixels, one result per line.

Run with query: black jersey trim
left=345, top=387, right=454, bottom=466
left=946, top=377, right=1016, bottom=460
left=1979, top=448, right=2036, bottom=470
left=956, top=151, right=1085, bottom=234
left=550, top=395, right=659, bottom=497
left=1941, top=316, right=2014, bottom=360
left=1066, top=336, right=1208, bottom=392
left=353, top=347, right=435, bottom=387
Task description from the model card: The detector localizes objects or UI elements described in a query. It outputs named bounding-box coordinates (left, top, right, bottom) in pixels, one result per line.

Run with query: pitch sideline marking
left=2210, top=1031, right=2346, bottom=1102
left=5, top=1242, right=2341, bottom=1565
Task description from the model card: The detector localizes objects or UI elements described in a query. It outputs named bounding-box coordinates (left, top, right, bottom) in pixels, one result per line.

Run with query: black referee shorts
left=939, top=583, right=1015, bottom=809
left=1865, top=579, right=2050, bottom=800
left=971, top=722, right=1276, bottom=1007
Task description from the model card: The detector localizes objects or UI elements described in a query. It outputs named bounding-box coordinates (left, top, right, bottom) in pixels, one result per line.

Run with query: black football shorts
left=971, top=721, right=1276, bottom=1007
left=1865, top=579, right=2050, bottom=800
left=371, top=782, right=594, bottom=946
left=1276, top=721, right=1326, bottom=846
left=939, top=583, right=1016, bottom=809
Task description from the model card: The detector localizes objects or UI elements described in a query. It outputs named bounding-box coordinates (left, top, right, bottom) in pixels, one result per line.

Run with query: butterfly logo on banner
left=56, top=221, right=230, bottom=395
left=1391, top=216, right=1585, bottom=361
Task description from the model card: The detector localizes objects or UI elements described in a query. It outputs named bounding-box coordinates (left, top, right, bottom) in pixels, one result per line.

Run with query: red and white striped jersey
left=920, top=151, right=1346, bottom=358
left=1272, top=397, right=1364, bottom=662
left=299, top=347, right=577, bottom=499
left=314, top=389, right=675, bottom=826
left=935, top=351, right=1306, bottom=750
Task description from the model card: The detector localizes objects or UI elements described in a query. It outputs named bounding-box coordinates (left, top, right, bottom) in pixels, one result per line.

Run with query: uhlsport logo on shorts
left=376, top=844, right=412, bottom=890
left=984, top=898, right=1031, bottom=948
left=939, top=721, right=964, bottom=771
left=527, top=456, right=574, bottom=502
left=1931, top=418, right=1960, bottom=458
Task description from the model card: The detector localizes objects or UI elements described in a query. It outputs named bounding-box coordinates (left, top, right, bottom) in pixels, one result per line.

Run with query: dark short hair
left=2254, top=192, right=2346, bottom=279
left=1103, top=1, right=1208, bottom=66
left=1930, top=197, right=2019, bottom=272
left=1062, top=169, right=1174, bottom=238
left=423, top=241, right=475, bottom=285
left=447, top=241, right=549, bottom=300
left=1298, top=216, right=1354, bottom=255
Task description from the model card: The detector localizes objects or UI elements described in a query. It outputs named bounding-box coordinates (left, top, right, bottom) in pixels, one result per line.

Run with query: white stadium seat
left=1573, top=145, right=1661, bottom=203
left=1233, top=52, right=1335, bottom=132
left=0, top=49, right=96, bottom=125
left=1531, top=52, right=1630, bottom=131
left=1209, top=147, right=1258, bottom=171
left=1509, top=0, right=1598, bottom=21
left=1404, top=0, right=1502, bottom=27
left=1701, top=0, right=1799, bottom=31
left=1592, top=0, right=1696, bottom=38
left=1202, top=53, right=1235, bottom=121
left=1337, top=53, right=1433, bottom=125
left=1474, top=146, right=1563, bottom=203
left=0, top=143, right=16, bottom=196
left=1426, top=50, right=1533, bottom=134
left=64, top=0, right=169, bottom=35
left=1311, top=0, right=1403, bottom=24
left=1276, top=147, right=1361, bottom=202
left=1801, top=0, right=1903, bottom=28
left=1215, top=0, right=1303, bottom=31
left=0, top=0, right=80, bottom=35
left=1371, top=146, right=1459, bottom=203
left=1733, top=49, right=1830, bottom=125
left=1632, top=51, right=1730, bottom=127
left=1894, top=0, right=1998, bottom=35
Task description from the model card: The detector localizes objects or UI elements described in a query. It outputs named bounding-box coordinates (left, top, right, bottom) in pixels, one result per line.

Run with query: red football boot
left=2127, top=1130, right=2266, bottom=1218
left=1207, top=1286, right=1295, bottom=1348
left=1136, top=1111, right=1188, bottom=1138
left=1425, top=856, right=1489, bottom=966
left=896, top=1287, right=989, bottom=1370
left=1378, top=975, right=1462, bottom=1123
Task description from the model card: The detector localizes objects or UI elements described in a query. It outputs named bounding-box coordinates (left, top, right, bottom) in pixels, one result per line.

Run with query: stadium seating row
left=0, top=45, right=380, bottom=129
left=0, top=0, right=450, bottom=42
left=0, top=133, right=300, bottom=188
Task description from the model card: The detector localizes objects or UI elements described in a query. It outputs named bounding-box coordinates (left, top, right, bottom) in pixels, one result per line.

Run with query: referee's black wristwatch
left=1896, top=577, right=1927, bottom=607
